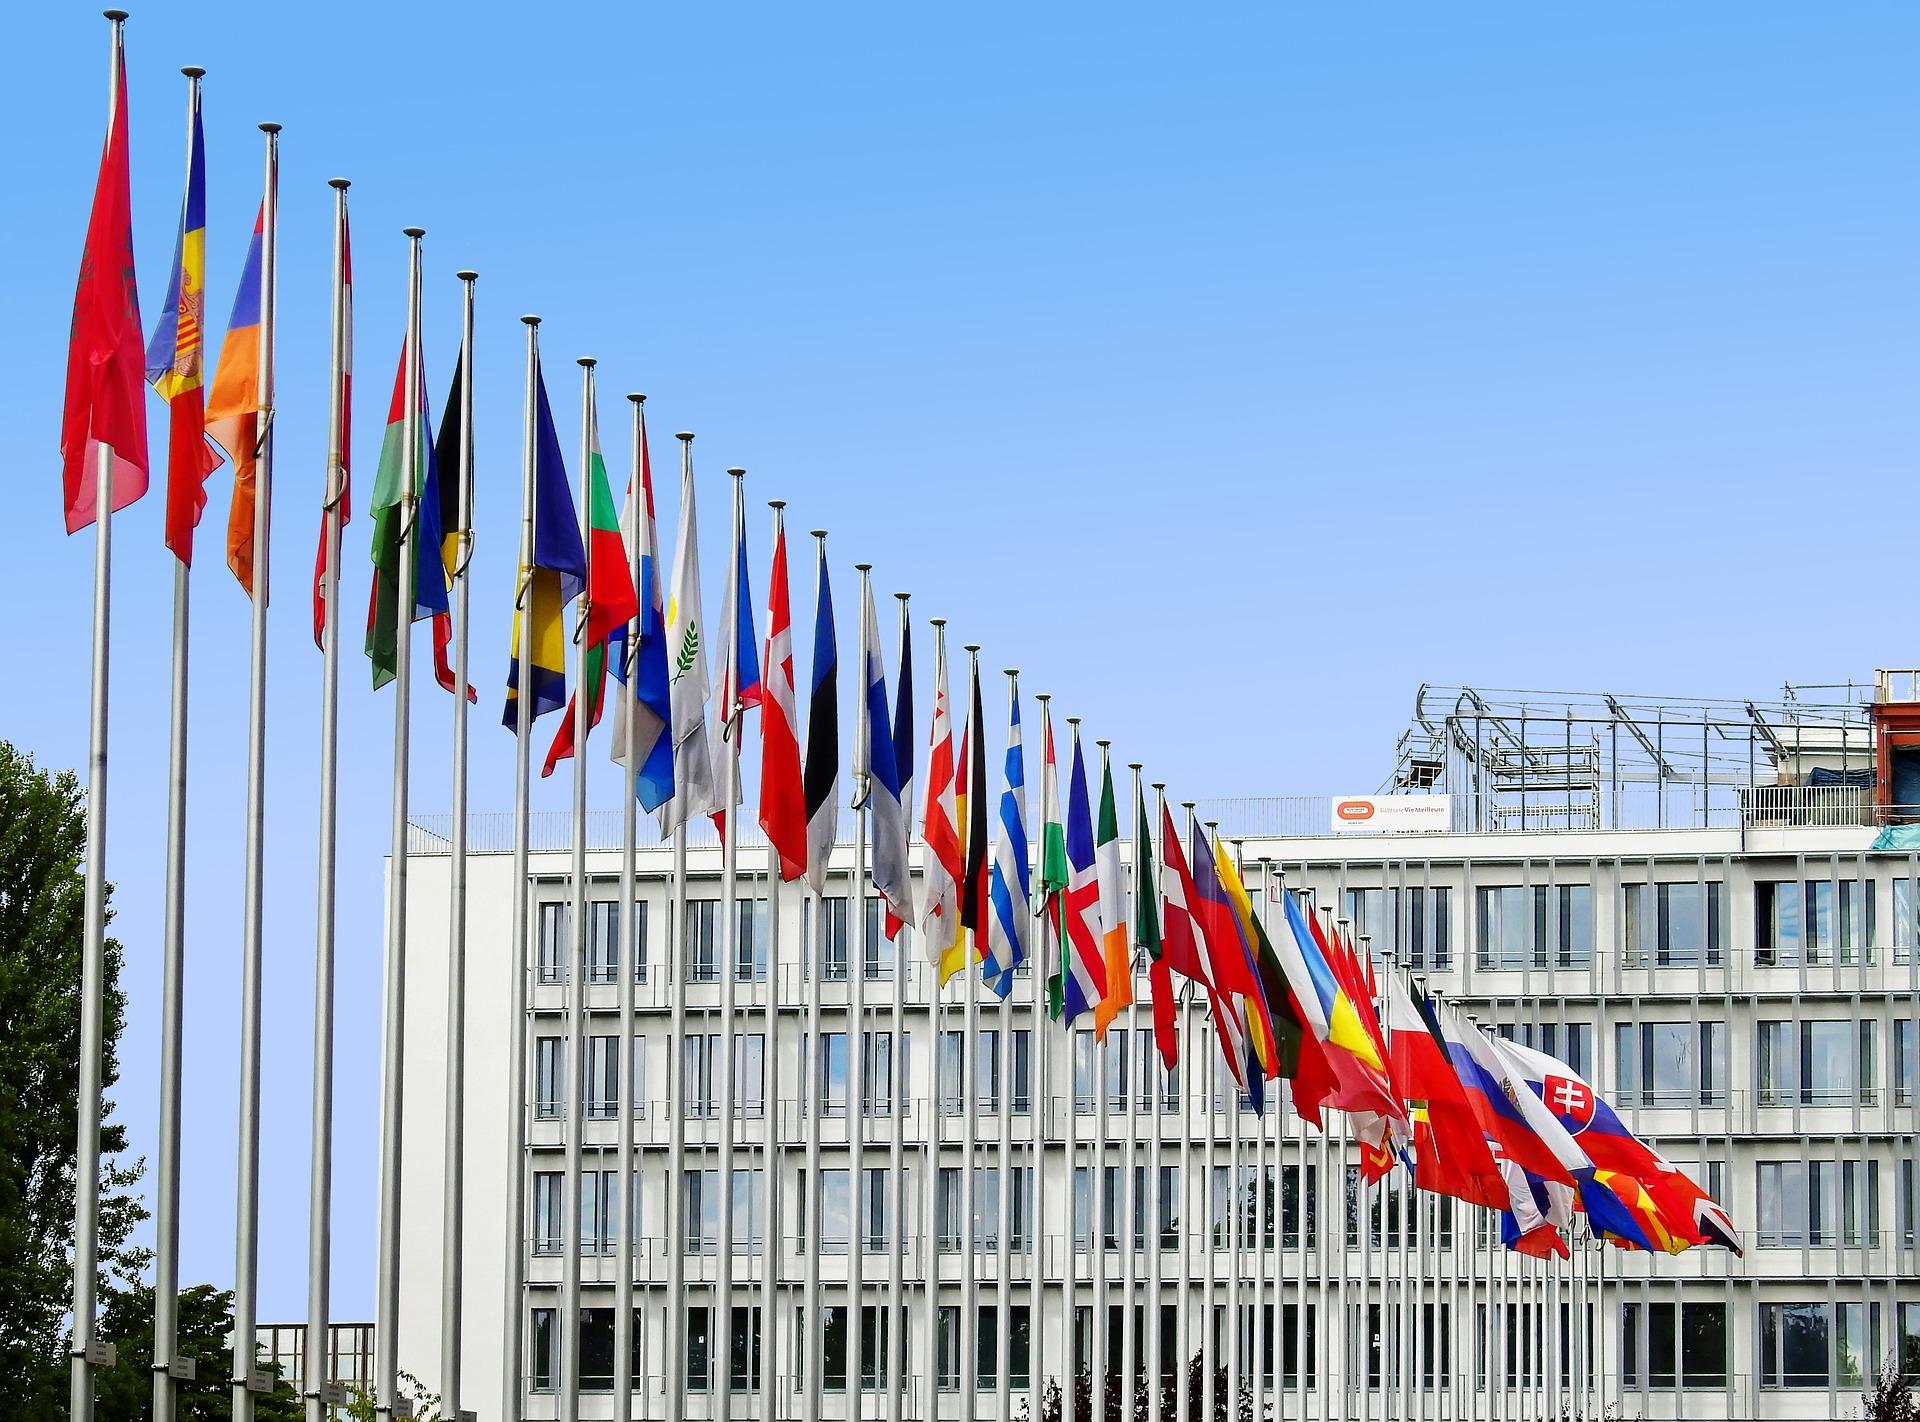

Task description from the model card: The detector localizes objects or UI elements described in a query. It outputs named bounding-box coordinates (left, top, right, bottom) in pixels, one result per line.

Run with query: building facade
left=391, top=683, right=1920, bottom=1421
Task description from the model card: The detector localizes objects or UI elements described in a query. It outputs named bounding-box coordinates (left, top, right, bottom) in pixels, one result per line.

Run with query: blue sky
left=6, top=2, right=1915, bottom=1322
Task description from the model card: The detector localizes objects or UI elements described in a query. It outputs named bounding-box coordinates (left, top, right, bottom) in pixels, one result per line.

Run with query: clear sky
left=5, top=1, right=1915, bottom=1324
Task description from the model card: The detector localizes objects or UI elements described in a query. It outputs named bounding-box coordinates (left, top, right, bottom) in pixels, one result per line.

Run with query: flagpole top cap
left=930, top=618, right=947, bottom=628
left=521, top=314, right=541, bottom=326
left=1066, top=716, right=1081, bottom=727
left=1096, top=738, right=1111, bottom=749
left=261, top=122, right=284, bottom=135
left=855, top=563, right=873, bottom=573
left=628, top=393, right=646, bottom=405
left=1128, top=762, right=1142, bottom=771
left=678, top=432, right=697, bottom=443
left=1034, top=691, right=1049, bottom=702
left=810, top=528, right=828, bottom=540
left=896, top=591, right=911, bottom=603
left=965, top=644, right=981, bottom=654
left=1182, top=801, right=1196, bottom=811
left=103, top=9, right=128, bottom=21
left=403, top=225, right=425, bottom=238
left=578, top=356, right=596, bottom=369
left=727, top=467, right=746, bottom=478
left=768, top=499, right=786, bottom=511
left=1004, top=668, right=1019, bottom=679
left=457, top=269, right=478, bottom=282
left=1205, top=820, right=1219, bottom=831
left=328, top=176, right=351, bottom=190
left=1152, top=781, right=1166, bottom=791
left=181, top=65, right=206, bottom=78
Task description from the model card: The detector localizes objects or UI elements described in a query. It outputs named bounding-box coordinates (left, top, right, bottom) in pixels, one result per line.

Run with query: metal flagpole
left=717, top=469, right=749, bottom=1422
left=502, top=314, right=542, bottom=1422
left=557, top=357, right=599, bottom=1422
left=1091, top=735, right=1111, bottom=1422
left=1253, top=857, right=1273, bottom=1422
left=440, top=266, right=477, bottom=1422
left=1226, top=843, right=1245, bottom=1422
left=959, top=648, right=983, bottom=1422
left=1199, top=823, right=1220, bottom=1422
left=887, top=593, right=911, bottom=1422
left=614, top=395, right=646, bottom=1422
left=374, top=221, right=421, bottom=1422
left=232, top=120, right=281, bottom=1422
left=1030, top=692, right=1053, bottom=1422
left=664, top=432, right=697, bottom=1422
left=994, top=678, right=1020, bottom=1422
left=1147, top=783, right=1168, bottom=1422
left=71, top=22, right=126, bottom=1417
left=760, top=501, right=788, bottom=1422
left=849, top=568, right=878, bottom=1422
left=1061, top=718, right=1085, bottom=1422
left=1121, top=764, right=1144, bottom=1422
left=1179, top=801, right=1199, bottom=1422
left=801, top=526, right=828, bottom=1422
left=153, top=63, right=203, bottom=1422
left=303, top=173, right=351, bottom=1422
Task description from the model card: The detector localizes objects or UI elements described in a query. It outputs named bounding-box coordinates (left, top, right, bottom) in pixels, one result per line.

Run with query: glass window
left=1072, top=1166, right=1092, bottom=1251
left=1344, top=885, right=1451, bottom=969
left=685, top=1304, right=712, bottom=1392
left=730, top=1306, right=761, bottom=1391
left=938, top=1030, right=964, bottom=1116
left=683, top=1034, right=719, bottom=1119
left=1757, top=1160, right=1879, bottom=1247
left=977, top=1304, right=999, bottom=1390
left=580, top=1170, right=617, bottom=1253
left=589, top=901, right=620, bottom=982
left=861, top=1167, right=888, bottom=1252
left=1758, top=1019, right=1877, bottom=1105
left=819, top=1032, right=848, bottom=1116
left=1613, top=1021, right=1725, bottom=1106
left=1761, top=1303, right=1831, bottom=1389
left=735, top=1033, right=764, bottom=1119
left=1011, top=1029, right=1033, bottom=1114
left=1622, top=882, right=1723, bottom=966
left=1105, top=1028, right=1130, bottom=1111
left=537, top=903, right=569, bottom=984
left=530, top=1307, right=556, bottom=1391
left=1622, top=1302, right=1727, bottom=1388
left=936, top=1305, right=960, bottom=1390
left=861, top=1030, right=894, bottom=1116
left=1010, top=1166, right=1034, bottom=1252
left=629, top=1034, right=646, bottom=1116
left=977, top=1166, right=1001, bottom=1252
left=732, top=1169, right=766, bottom=1249
left=820, top=1169, right=850, bottom=1253
left=532, top=1171, right=563, bottom=1253
left=1475, top=884, right=1591, bottom=969
left=1900, top=1302, right=1920, bottom=1382
left=1896, top=1019, right=1915, bottom=1106
left=937, top=1167, right=962, bottom=1252
left=534, top=1037, right=564, bottom=1119
left=684, top=1169, right=719, bottom=1253
left=977, top=1030, right=1001, bottom=1114
left=859, top=1305, right=889, bottom=1390
left=863, top=895, right=894, bottom=980
left=686, top=899, right=720, bottom=983
left=1159, top=1164, right=1182, bottom=1248
left=1073, top=1031, right=1097, bottom=1113
left=633, top=898, right=650, bottom=980
left=1758, top=879, right=1876, bottom=966
left=815, top=896, right=850, bottom=981
left=585, top=1035, right=619, bottom=1119
left=735, top=896, right=768, bottom=982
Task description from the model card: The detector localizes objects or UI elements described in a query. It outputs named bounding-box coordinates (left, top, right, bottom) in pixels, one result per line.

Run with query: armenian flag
left=206, top=204, right=267, bottom=595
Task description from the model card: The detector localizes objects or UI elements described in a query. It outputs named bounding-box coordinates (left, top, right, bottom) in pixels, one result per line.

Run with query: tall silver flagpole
left=1061, top=716, right=1085, bottom=1422
left=1030, top=693, right=1053, bottom=1422
left=801, top=536, right=828, bottom=1422
left=716, top=468, right=748, bottom=1422
left=1092, top=741, right=1112, bottom=1422
left=886, top=592, right=911, bottom=1422
left=502, top=315, right=542, bottom=1422
left=1196, top=810, right=1216, bottom=1422
left=440, top=267, right=477, bottom=1422
left=848, top=565, right=876, bottom=1420
left=153, top=63, right=204, bottom=1422
left=759, top=500, right=788, bottom=1422
left=1121, top=764, right=1143, bottom=1422
left=71, top=21, right=126, bottom=1418
left=559, top=357, right=599, bottom=1422
left=995, top=673, right=1022, bottom=1422
left=1226, top=842, right=1245, bottom=1422
left=304, top=173, right=352, bottom=1422
left=663, top=430, right=699, bottom=1422
left=959, top=647, right=983, bottom=1422
left=232, top=120, right=281, bottom=1422
left=614, top=394, right=646, bottom=1422
left=924, top=624, right=953, bottom=1422
left=1147, top=782, right=1169, bottom=1422
left=374, top=222, right=423, bottom=1422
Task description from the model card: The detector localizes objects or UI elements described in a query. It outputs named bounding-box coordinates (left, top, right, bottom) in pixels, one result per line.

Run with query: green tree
left=90, top=1282, right=301, bottom=1422
left=0, top=743, right=145, bottom=1419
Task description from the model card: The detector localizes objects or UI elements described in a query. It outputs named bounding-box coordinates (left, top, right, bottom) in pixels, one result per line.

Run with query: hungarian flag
left=1037, top=707, right=1070, bottom=1020
left=919, top=632, right=962, bottom=968
left=145, top=77, right=216, bottom=563
left=1091, top=750, right=1134, bottom=1039
left=543, top=389, right=638, bottom=775
left=756, top=511, right=807, bottom=878
left=61, top=39, right=148, bottom=534
left=365, top=340, right=450, bottom=687
left=311, top=200, right=352, bottom=648
left=1136, top=781, right=1176, bottom=1071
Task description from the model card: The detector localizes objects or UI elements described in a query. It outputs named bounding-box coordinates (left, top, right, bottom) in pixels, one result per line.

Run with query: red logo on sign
left=1544, top=1075, right=1595, bottom=1128
left=1335, top=800, right=1375, bottom=822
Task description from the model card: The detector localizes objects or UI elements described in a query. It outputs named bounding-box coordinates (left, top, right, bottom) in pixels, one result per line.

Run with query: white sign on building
left=1328, top=793, right=1451, bottom=833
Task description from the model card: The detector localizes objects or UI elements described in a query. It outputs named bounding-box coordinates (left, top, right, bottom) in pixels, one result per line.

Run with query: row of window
left=530, top=876, right=1920, bottom=986
left=529, top=1017, right=1919, bottom=1120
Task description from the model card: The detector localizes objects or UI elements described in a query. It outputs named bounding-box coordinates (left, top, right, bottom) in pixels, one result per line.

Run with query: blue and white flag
left=856, top=577, right=913, bottom=935
left=985, top=682, right=1029, bottom=997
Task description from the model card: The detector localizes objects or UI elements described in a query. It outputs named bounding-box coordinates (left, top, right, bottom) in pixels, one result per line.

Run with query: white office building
left=391, top=675, right=1920, bottom=1421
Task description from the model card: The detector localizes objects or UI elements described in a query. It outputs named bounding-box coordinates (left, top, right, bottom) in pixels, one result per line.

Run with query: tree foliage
left=1041, top=1351, right=1260, bottom=1422
left=0, top=743, right=145, bottom=1420
left=90, top=1283, right=301, bottom=1422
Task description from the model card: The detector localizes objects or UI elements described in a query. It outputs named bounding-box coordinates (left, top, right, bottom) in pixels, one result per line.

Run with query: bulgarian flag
left=544, top=392, right=639, bottom=775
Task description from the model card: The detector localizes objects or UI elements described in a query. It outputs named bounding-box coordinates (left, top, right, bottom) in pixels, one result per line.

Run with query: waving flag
left=608, top=403, right=674, bottom=809
left=146, top=79, right=216, bottom=563
left=1190, top=824, right=1275, bottom=1073
left=959, top=654, right=990, bottom=981
left=365, top=340, right=451, bottom=687
left=801, top=539, right=838, bottom=894
left=1038, top=705, right=1071, bottom=1020
left=659, top=443, right=717, bottom=831
left=542, top=387, right=638, bottom=775
left=887, top=609, right=915, bottom=939
left=755, top=508, right=806, bottom=874
left=938, top=717, right=974, bottom=986
left=985, top=685, right=1029, bottom=998
left=1060, top=727, right=1106, bottom=1024
left=703, top=478, right=761, bottom=832
left=311, top=201, right=352, bottom=648
left=920, top=632, right=962, bottom=966
left=502, top=354, right=584, bottom=724
left=857, top=578, right=912, bottom=934
left=425, top=355, right=475, bottom=701
left=1385, top=976, right=1506, bottom=1211
left=1137, top=783, right=1177, bottom=1070
left=1091, top=750, right=1134, bottom=1039
left=61, top=40, right=148, bottom=533
left=206, top=204, right=269, bottom=595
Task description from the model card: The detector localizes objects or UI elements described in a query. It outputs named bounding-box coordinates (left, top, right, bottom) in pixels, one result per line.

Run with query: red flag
left=758, top=515, right=807, bottom=879
left=61, top=44, right=148, bottom=532
left=313, top=203, right=352, bottom=647
left=1148, top=955, right=1179, bottom=1071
